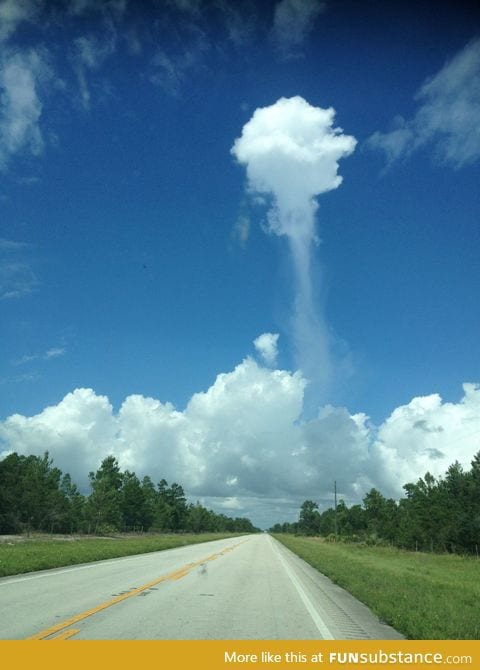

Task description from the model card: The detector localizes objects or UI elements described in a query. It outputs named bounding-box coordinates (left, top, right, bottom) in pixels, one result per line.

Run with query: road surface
left=0, top=534, right=403, bottom=640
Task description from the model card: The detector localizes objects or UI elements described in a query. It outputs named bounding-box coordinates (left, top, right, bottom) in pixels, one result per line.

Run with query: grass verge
left=0, top=533, right=243, bottom=577
left=273, top=534, right=480, bottom=640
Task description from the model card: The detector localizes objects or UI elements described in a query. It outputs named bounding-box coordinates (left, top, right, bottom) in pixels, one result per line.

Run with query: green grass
left=273, top=534, right=480, bottom=640
left=0, top=533, right=242, bottom=577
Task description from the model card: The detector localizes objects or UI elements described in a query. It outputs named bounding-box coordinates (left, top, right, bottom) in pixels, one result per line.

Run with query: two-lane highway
left=0, top=534, right=403, bottom=639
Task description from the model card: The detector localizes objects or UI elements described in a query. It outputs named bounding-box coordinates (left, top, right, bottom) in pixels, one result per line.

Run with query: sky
left=0, top=0, right=479, bottom=528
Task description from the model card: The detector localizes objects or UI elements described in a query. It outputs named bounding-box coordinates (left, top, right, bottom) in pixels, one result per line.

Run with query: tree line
left=0, top=452, right=259, bottom=535
left=270, top=451, right=480, bottom=555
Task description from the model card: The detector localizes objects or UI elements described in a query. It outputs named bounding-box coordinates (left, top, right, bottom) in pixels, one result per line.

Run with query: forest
left=0, top=452, right=259, bottom=535
left=270, top=451, right=480, bottom=555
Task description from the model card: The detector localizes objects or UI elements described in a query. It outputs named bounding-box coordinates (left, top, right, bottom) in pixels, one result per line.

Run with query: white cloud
left=254, top=332, right=279, bottom=366
left=272, top=0, right=326, bottom=56
left=1, top=348, right=479, bottom=526
left=369, top=383, right=480, bottom=495
left=231, top=96, right=356, bottom=241
left=0, top=48, right=52, bottom=170
left=368, top=38, right=480, bottom=168
left=0, top=359, right=307, bottom=502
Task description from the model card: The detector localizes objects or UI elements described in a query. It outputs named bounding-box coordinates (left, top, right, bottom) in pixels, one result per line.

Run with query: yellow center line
left=26, top=539, right=248, bottom=640
left=50, top=628, right=80, bottom=640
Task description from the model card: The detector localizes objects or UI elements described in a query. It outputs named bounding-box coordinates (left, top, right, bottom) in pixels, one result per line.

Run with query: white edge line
left=270, top=537, right=335, bottom=640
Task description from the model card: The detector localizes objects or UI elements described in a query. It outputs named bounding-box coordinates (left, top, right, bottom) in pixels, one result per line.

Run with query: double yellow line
left=27, top=539, right=248, bottom=640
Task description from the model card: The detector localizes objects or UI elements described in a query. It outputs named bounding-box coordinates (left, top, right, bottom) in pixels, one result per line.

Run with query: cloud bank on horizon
left=1, top=335, right=479, bottom=526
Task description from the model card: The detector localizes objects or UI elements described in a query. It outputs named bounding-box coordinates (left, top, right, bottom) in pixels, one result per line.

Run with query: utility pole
left=334, top=480, right=338, bottom=541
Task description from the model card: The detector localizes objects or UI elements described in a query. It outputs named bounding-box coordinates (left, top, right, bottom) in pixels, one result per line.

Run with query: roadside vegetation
left=271, top=452, right=480, bottom=556
left=271, top=453, right=480, bottom=639
left=0, top=452, right=259, bottom=536
left=274, top=534, right=480, bottom=639
left=0, top=533, right=243, bottom=578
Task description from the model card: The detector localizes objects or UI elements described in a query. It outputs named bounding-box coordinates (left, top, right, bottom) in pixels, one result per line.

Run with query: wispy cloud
left=231, top=215, right=250, bottom=248
left=166, top=0, right=203, bottom=17
left=72, top=32, right=117, bottom=109
left=67, top=0, right=127, bottom=20
left=0, top=238, right=38, bottom=300
left=271, top=0, right=326, bottom=58
left=12, top=346, right=66, bottom=366
left=0, top=0, right=42, bottom=43
left=13, top=371, right=40, bottom=383
left=44, top=347, right=66, bottom=359
left=149, top=26, right=210, bottom=96
left=0, top=261, right=39, bottom=299
left=367, top=37, right=480, bottom=169
left=11, top=354, right=38, bottom=366
left=0, top=238, right=28, bottom=251
left=0, top=370, right=41, bottom=385
left=216, top=1, right=258, bottom=48
left=166, top=0, right=257, bottom=48
left=0, top=47, right=52, bottom=171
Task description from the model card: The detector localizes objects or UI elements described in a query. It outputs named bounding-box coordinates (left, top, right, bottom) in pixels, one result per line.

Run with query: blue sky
left=1, top=0, right=479, bottom=527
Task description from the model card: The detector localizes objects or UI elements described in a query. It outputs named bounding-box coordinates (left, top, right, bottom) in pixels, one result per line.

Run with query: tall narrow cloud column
left=231, top=96, right=356, bottom=400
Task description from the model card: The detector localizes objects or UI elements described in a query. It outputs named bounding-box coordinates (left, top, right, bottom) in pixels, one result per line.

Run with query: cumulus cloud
left=254, top=332, right=279, bottom=366
left=0, top=359, right=307, bottom=501
left=1, top=350, right=479, bottom=526
left=231, top=96, right=356, bottom=241
left=0, top=48, right=52, bottom=170
left=231, top=96, right=356, bottom=399
left=0, top=388, right=119, bottom=490
left=369, top=383, right=480, bottom=495
left=272, top=0, right=326, bottom=56
left=368, top=37, right=480, bottom=168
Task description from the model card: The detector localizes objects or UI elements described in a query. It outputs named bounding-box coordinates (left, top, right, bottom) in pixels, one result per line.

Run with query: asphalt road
left=0, top=534, right=403, bottom=640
